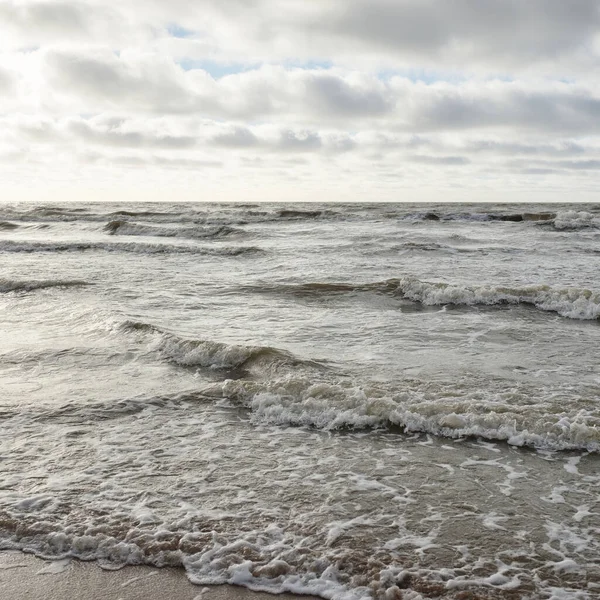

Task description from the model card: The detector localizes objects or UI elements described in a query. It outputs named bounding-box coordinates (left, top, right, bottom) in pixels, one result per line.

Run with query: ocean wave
left=120, top=321, right=326, bottom=374
left=251, top=277, right=600, bottom=320
left=0, top=278, right=90, bottom=293
left=199, top=377, right=600, bottom=452
left=552, top=210, right=600, bottom=230
left=390, top=278, right=600, bottom=320
left=277, top=209, right=328, bottom=219
left=0, top=240, right=264, bottom=256
left=117, top=320, right=600, bottom=452
left=0, top=221, right=19, bottom=230
left=104, top=220, right=246, bottom=240
left=399, top=211, right=557, bottom=223
left=108, top=210, right=178, bottom=219
left=0, top=515, right=420, bottom=600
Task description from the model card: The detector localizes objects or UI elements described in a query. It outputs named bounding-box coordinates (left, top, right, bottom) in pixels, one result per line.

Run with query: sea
left=0, top=202, right=599, bottom=600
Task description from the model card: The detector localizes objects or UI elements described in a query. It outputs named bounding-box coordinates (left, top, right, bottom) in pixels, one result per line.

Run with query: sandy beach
left=0, top=552, right=317, bottom=600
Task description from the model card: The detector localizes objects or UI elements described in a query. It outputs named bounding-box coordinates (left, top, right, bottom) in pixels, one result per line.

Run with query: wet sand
left=0, top=552, right=318, bottom=600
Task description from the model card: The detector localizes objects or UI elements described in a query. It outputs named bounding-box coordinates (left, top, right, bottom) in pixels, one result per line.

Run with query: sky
left=1, top=0, right=600, bottom=203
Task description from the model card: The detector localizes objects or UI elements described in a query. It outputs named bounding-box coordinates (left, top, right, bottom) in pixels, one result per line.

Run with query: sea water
left=0, top=202, right=599, bottom=599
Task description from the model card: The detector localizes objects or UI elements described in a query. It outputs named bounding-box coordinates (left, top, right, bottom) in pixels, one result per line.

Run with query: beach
left=0, top=551, right=319, bottom=600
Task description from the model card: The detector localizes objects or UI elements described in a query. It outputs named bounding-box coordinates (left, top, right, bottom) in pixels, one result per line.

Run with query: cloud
left=211, top=127, right=259, bottom=148
left=0, top=65, right=15, bottom=92
left=303, top=73, right=392, bottom=117
left=466, top=140, right=587, bottom=157
left=315, top=0, right=600, bottom=69
left=44, top=48, right=203, bottom=113
left=409, top=155, right=470, bottom=166
left=2, top=0, right=600, bottom=201
left=277, top=129, right=322, bottom=152
left=66, top=118, right=197, bottom=148
left=26, top=50, right=600, bottom=135
left=0, top=1, right=132, bottom=49
left=3, top=1, right=599, bottom=74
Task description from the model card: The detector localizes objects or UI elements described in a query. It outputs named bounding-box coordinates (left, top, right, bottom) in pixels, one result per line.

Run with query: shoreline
left=0, top=551, right=320, bottom=600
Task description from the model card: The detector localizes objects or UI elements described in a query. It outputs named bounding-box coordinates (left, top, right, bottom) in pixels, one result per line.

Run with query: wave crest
left=200, top=377, right=600, bottom=452
left=0, top=221, right=19, bottom=230
left=104, top=220, right=245, bottom=240
left=0, top=278, right=90, bottom=293
left=254, top=277, right=600, bottom=320
left=120, top=321, right=325, bottom=374
left=0, top=240, right=263, bottom=256
left=552, top=210, right=600, bottom=230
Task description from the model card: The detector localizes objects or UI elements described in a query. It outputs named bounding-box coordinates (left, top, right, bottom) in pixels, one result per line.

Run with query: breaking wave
left=0, top=278, right=91, bottom=293
left=397, top=210, right=600, bottom=230
left=552, top=210, right=600, bottom=230
left=398, top=211, right=557, bottom=223
left=251, top=277, right=600, bottom=320
left=0, top=240, right=264, bottom=256
left=120, top=321, right=326, bottom=375
left=104, top=220, right=246, bottom=240
left=115, top=321, right=600, bottom=452
left=198, top=376, right=600, bottom=452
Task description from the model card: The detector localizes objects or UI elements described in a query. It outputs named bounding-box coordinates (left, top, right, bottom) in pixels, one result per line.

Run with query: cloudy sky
left=2, top=0, right=600, bottom=202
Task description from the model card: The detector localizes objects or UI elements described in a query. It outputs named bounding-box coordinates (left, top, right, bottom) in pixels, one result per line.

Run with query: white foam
left=553, top=211, right=600, bottom=230
left=390, top=276, right=600, bottom=320
left=203, top=377, right=600, bottom=452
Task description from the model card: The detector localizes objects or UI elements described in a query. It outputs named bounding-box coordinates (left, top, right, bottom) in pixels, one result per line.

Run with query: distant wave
left=5, top=204, right=598, bottom=231
left=0, top=278, right=91, bottom=293
left=108, top=210, right=178, bottom=219
left=104, top=220, right=246, bottom=240
left=0, top=240, right=264, bottom=256
left=396, top=210, right=558, bottom=223
left=397, top=209, right=600, bottom=231
left=0, top=221, right=19, bottom=230
left=380, top=241, right=520, bottom=254
left=277, top=208, right=329, bottom=219
left=249, top=277, right=600, bottom=320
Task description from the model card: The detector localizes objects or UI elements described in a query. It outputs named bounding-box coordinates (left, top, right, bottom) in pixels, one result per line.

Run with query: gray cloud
left=303, top=73, right=392, bottom=117
left=67, top=119, right=196, bottom=148
left=92, top=153, right=222, bottom=169
left=277, top=130, right=322, bottom=152
left=44, top=49, right=201, bottom=113
left=555, top=159, right=600, bottom=170
left=396, top=83, right=600, bottom=134
left=211, top=127, right=259, bottom=148
left=3, top=0, right=599, bottom=77
left=1, top=1, right=88, bottom=33
left=508, top=158, right=600, bottom=171
left=466, top=140, right=587, bottom=157
left=0, top=66, right=14, bottom=93
left=409, top=155, right=470, bottom=166
left=308, top=0, right=600, bottom=68
left=37, top=50, right=600, bottom=136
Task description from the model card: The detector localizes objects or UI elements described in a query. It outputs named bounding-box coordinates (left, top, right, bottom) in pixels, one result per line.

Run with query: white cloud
left=19, top=51, right=600, bottom=136
left=1, top=0, right=600, bottom=200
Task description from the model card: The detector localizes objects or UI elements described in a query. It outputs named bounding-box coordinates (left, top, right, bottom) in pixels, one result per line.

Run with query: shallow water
left=0, top=202, right=599, bottom=599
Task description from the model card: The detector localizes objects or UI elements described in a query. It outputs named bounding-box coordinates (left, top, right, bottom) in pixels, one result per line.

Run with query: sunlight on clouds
left=0, top=0, right=599, bottom=201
